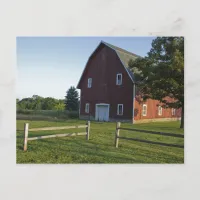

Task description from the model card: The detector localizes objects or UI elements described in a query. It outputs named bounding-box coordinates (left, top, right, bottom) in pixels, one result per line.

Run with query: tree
left=32, top=95, right=43, bottom=110
left=17, top=97, right=34, bottom=110
left=17, top=95, right=67, bottom=111
left=16, top=98, right=20, bottom=110
left=129, top=37, right=184, bottom=128
left=42, top=97, right=57, bottom=110
left=65, top=86, right=79, bottom=111
left=54, top=101, right=65, bottom=111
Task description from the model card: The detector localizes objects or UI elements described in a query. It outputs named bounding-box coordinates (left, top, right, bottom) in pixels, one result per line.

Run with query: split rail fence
left=114, top=122, right=184, bottom=149
left=23, top=121, right=90, bottom=151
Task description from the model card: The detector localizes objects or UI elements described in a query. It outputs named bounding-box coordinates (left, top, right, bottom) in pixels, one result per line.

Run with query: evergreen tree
left=65, top=86, right=79, bottom=111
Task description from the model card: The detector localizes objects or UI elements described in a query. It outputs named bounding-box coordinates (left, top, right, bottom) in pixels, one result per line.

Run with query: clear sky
left=16, top=36, right=156, bottom=100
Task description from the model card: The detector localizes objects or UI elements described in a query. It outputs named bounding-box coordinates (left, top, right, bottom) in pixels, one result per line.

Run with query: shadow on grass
left=19, top=137, right=183, bottom=163
left=19, top=138, right=138, bottom=163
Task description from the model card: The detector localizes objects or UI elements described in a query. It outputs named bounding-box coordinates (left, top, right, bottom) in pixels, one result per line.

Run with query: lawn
left=16, top=119, right=184, bottom=164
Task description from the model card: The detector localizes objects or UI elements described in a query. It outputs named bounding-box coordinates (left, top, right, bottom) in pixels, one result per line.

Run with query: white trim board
left=117, top=104, right=123, bottom=115
left=142, top=104, right=147, bottom=116
left=116, top=73, right=122, bottom=85
left=95, top=103, right=110, bottom=121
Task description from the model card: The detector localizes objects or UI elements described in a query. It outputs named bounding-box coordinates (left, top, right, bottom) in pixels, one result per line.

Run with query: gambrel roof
left=102, top=41, right=141, bottom=82
left=77, top=41, right=141, bottom=88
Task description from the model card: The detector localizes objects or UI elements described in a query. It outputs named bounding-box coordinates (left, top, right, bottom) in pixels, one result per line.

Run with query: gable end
left=77, top=41, right=139, bottom=89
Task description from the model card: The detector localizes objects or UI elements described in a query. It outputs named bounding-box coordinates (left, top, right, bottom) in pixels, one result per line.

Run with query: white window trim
left=116, top=73, right=122, bottom=85
left=85, top=103, right=89, bottom=113
left=158, top=106, right=162, bottom=116
left=172, top=108, right=176, bottom=116
left=117, top=104, right=123, bottom=115
left=88, top=78, right=92, bottom=88
left=142, top=104, right=147, bottom=116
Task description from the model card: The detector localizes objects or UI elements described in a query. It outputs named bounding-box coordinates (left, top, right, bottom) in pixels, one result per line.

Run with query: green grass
left=17, top=110, right=79, bottom=121
left=16, top=120, right=184, bottom=164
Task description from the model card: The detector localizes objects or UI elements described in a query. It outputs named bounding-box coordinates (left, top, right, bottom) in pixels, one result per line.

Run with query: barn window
left=117, top=104, right=123, bottom=115
left=85, top=103, right=89, bottom=113
left=88, top=78, right=92, bottom=88
left=158, top=106, right=162, bottom=116
left=116, top=73, right=122, bottom=85
left=172, top=108, right=176, bottom=116
left=142, top=104, right=147, bottom=116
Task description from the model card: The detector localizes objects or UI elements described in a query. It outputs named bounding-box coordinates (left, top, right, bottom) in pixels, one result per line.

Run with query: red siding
left=79, top=45, right=133, bottom=119
left=78, top=43, right=181, bottom=122
left=134, top=98, right=181, bottom=120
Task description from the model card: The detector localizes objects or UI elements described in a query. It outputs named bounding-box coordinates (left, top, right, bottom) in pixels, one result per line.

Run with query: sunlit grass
left=16, top=120, right=184, bottom=164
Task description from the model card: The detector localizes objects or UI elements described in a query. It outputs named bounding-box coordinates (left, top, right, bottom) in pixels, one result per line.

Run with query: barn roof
left=102, top=41, right=140, bottom=66
left=77, top=41, right=141, bottom=88
left=101, top=41, right=141, bottom=82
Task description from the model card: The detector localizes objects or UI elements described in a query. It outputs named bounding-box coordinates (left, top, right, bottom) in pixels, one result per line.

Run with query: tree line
left=17, top=86, right=79, bottom=111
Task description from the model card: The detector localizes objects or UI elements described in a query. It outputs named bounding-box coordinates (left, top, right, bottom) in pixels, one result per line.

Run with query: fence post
left=23, top=123, right=29, bottom=151
left=86, top=121, right=90, bottom=140
left=115, top=122, right=121, bottom=148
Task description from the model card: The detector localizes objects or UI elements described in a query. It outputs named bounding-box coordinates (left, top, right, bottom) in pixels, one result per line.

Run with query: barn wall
left=133, top=98, right=182, bottom=121
left=78, top=43, right=182, bottom=123
left=79, top=45, right=133, bottom=120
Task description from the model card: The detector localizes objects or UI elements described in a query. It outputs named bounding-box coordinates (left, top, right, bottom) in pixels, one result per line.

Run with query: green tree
left=16, top=98, right=20, bottom=110
left=65, top=86, right=79, bottom=111
left=42, top=97, right=57, bottom=110
left=129, top=37, right=184, bottom=128
left=32, top=95, right=43, bottom=110
left=54, top=101, right=65, bottom=110
left=17, top=97, right=34, bottom=110
left=17, top=95, right=67, bottom=111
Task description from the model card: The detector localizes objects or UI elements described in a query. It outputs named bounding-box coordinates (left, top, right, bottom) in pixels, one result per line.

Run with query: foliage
left=16, top=120, right=184, bottom=164
left=17, top=95, right=65, bottom=111
left=54, top=101, right=65, bottom=111
left=129, top=37, right=184, bottom=128
left=64, top=86, right=79, bottom=111
left=68, top=111, right=79, bottom=119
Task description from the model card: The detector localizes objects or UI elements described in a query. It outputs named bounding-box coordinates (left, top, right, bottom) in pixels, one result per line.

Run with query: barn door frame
left=95, top=103, right=110, bottom=121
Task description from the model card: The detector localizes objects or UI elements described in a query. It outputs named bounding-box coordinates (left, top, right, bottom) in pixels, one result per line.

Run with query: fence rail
left=119, top=128, right=184, bottom=138
left=28, top=132, right=87, bottom=141
left=29, top=125, right=87, bottom=132
left=23, top=121, right=90, bottom=151
left=115, top=122, right=184, bottom=149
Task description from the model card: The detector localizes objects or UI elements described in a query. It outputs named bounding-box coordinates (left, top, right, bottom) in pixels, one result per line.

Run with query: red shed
left=77, top=41, right=181, bottom=123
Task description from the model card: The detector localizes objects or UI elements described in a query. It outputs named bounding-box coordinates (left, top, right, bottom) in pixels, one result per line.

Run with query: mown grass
left=17, top=110, right=79, bottom=121
left=16, top=120, right=184, bottom=164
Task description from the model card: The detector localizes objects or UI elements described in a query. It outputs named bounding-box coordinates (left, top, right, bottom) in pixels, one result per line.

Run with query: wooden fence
left=115, top=122, right=184, bottom=149
left=23, top=121, right=90, bottom=151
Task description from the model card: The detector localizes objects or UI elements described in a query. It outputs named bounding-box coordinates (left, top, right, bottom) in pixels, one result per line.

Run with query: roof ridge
left=101, top=41, right=140, bottom=58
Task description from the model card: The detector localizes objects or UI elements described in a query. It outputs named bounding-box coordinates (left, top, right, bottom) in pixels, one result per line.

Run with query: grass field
left=16, top=120, right=184, bottom=164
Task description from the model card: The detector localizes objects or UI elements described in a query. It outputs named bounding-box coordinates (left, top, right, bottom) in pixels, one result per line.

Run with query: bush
left=68, top=111, right=79, bottom=119
left=17, top=109, right=33, bottom=115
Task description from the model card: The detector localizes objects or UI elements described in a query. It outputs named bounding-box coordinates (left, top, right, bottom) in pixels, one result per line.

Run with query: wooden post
left=23, top=123, right=29, bottom=151
left=115, top=122, right=121, bottom=148
left=86, top=121, right=90, bottom=140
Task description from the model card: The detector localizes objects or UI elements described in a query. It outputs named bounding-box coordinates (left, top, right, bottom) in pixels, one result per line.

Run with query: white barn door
left=96, top=104, right=109, bottom=121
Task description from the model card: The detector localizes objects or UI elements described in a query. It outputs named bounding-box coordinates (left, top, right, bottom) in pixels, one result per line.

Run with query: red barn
left=77, top=41, right=181, bottom=123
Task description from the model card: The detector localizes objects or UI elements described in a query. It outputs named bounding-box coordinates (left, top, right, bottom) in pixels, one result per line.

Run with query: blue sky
left=16, top=37, right=156, bottom=100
